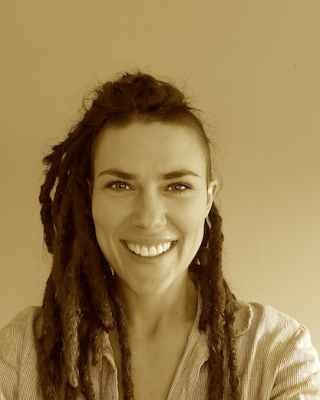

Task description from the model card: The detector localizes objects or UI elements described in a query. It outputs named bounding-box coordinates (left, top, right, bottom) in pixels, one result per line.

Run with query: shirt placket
left=167, top=329, right=209, bottom=400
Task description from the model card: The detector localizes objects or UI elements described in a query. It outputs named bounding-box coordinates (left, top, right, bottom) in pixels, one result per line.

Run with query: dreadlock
left=38, top=71, right=242, bottom=399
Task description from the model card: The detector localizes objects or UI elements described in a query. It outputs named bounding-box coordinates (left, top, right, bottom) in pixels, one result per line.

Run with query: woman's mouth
left=123, top=241, right=177, bottom=257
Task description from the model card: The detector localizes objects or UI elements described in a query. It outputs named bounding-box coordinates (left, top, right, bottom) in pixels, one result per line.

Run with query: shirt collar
left=231, top=298, right=254, bottom=337
left=169, top=277, right=255, bottom=379
left=102, top=276, right=253, bottom=364
left=190, top=273, right=253, bottom=338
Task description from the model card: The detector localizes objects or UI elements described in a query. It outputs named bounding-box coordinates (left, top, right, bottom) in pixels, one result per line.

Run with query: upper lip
left=121, top=239, right=178, bottom=245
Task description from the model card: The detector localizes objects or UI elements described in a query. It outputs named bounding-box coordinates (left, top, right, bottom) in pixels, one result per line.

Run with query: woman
left=0, top=72, right=319, bottom=400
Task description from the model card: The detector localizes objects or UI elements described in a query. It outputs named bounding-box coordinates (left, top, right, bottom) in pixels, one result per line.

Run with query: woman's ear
left=206, top=179, right=218, bottom=216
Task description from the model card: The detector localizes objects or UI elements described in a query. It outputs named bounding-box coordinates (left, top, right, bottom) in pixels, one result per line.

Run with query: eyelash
left=104, top=180, right=192, bottom=193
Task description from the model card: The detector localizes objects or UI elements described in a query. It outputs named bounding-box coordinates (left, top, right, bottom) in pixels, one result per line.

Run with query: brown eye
left=114, top=183, right=129, bottom=190
left=104, top=180, right=131, bottom=191
left=168, top=183, right=192, bottom=192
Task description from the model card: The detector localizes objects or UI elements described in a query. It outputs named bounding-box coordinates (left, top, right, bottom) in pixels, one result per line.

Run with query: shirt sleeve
left=271, top=324, right=320, bottom=399
left=0, top=319, right=21, bottom=400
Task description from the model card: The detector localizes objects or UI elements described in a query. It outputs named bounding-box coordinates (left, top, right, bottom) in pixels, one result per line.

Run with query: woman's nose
left=131, top=190, right=167, bottom=229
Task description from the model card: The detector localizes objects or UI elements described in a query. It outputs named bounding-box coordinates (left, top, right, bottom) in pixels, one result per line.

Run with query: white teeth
left=134, top=244, right=140, bottom=255
left=149, top=247, right=157, bottom=256
left=140, top=247, right=148, bottom=257
left=126, top=241, right=174, bottom=257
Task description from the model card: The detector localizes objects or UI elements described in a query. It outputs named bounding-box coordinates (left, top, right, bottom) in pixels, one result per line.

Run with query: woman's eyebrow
left=98, top=168, right=136, bottom=180
left=98, top=168, right=200, bottom=180
left=160, top=170, right=200, bottom=179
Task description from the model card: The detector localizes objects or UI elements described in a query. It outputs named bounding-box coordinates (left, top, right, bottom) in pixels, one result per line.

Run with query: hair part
left=38, top=71, right=242, bottom=399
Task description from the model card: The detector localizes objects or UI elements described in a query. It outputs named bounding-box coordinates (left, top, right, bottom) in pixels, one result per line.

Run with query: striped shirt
left=0, top=291, right=320, bottom=399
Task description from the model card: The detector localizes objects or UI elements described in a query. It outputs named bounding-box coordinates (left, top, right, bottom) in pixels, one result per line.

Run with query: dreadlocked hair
left=38, top=71, right=242, bottom=399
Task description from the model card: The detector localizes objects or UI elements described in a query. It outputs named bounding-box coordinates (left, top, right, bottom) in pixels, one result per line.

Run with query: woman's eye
left=105, top=181, right=131, bottom=191
left=168, top=183, right=192, bottom=192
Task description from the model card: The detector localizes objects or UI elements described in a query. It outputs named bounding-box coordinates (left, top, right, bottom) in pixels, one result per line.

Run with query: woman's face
left=91, top=121, right=216, bottom=296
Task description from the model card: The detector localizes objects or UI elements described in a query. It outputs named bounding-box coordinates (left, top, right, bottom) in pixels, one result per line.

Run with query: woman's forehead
left=93, top=121, right=207, bottom=177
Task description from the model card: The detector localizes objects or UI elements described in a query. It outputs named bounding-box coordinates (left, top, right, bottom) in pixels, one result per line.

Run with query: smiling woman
left=90, top=122, right=215, bottom=301
left=0, top=72, right=319, bottom=400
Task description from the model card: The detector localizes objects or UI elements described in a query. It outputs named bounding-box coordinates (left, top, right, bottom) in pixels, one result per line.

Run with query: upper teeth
left=126, top=242, right=173, bottom=257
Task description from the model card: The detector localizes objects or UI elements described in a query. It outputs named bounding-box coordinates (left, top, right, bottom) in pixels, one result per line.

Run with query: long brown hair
left=38, top=71, right=242, bottom=399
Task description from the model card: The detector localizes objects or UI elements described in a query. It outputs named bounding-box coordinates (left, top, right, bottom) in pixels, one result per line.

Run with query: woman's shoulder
left=232, top=298, right=302, bottom=338
left=1, top=305, right=43, bottom=328
left=232, top=298, right=320, bottom=366
left=0, top=307, right=44, bottom=398
left=0, top=306, right=43, bottom=349
left=231, top=299, right=320, bottom=395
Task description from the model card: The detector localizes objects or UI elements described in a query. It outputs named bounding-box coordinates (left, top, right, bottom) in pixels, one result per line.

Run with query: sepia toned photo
left=1, top=1, right=319, bottom=399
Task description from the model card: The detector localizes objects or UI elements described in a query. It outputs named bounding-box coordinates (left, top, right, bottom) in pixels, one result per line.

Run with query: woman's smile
left=119, top=240, right=179, bottom=265
left=122, top=240, right=177, bottom=257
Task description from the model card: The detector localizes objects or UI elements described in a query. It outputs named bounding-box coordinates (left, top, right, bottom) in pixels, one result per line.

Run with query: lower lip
left=121, top=241, right=178, bottom=264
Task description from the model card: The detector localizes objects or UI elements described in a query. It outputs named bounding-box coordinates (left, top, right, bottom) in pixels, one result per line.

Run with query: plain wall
left=1, top=1, right=319, bottom=352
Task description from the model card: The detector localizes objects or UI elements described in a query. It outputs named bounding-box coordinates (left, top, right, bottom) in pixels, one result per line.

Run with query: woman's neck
left=115, top=272, right=198, bottom=340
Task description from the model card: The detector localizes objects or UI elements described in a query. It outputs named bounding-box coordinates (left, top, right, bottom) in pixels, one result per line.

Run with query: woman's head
left=41, top=71, right=218, bottom=291
left=38, top=71, right=241, bottom=400
left=91, top=120, right=217, bottom=298
left=85, top=72, right=218, bottom=297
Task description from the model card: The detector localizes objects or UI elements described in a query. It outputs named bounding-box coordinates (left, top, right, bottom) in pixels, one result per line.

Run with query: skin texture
left=90, top=121, right=217, bottom=336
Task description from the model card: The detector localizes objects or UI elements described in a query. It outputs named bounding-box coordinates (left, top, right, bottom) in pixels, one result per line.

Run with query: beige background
left=1, top=1, right=319, bottom=352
